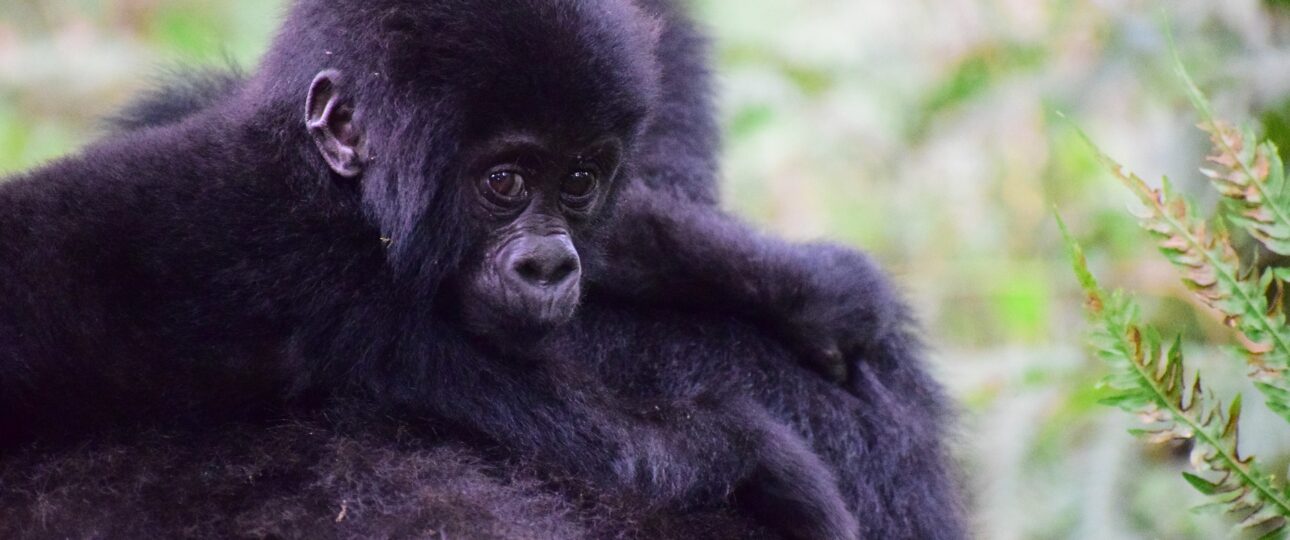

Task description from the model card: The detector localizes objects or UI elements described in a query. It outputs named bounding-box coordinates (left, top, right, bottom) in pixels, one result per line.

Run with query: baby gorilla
left=0, top=0, right=927, bottom=538
left=99, top=4, right=963, bottom=536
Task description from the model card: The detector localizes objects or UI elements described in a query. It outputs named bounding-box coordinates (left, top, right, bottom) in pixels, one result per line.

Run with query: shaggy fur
left=1, top=300, right=960, bottom=539
left=0, top=407, right=775, bottom=540
left=0, top=0, right=965, bottom=537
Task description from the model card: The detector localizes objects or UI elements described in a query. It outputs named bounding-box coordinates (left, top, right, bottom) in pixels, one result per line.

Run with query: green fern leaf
left=1059, top=214, right=1290, bottom=538
left=1071, top=124, right=1290, bottom=423
left=1179, top=59, right=1290, bottom=255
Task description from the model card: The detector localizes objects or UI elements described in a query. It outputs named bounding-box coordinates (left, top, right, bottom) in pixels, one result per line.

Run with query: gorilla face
left=296, top=0, right=658, bottom=336
left=455, top=133, right=625, bottom=334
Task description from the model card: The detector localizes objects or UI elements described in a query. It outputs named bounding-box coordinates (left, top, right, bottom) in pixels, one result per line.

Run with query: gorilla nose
left=509, top=235, right=581, bottom=289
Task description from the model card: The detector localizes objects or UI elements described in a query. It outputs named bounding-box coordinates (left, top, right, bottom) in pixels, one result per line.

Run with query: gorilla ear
left=305, top=70, right=366, bottom=178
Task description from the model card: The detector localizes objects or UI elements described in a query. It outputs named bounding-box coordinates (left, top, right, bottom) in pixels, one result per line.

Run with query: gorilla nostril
left=508, top=235, right=581, bottom=289
left=549, top=258, right=578, bottom=284
left=515, top=259, right=544, bottom=283
left=512, top=253, right=579, bottom=287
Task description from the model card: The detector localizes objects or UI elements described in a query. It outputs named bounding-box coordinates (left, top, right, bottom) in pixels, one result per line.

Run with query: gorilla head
left=248, top=0, right=662, bottom=334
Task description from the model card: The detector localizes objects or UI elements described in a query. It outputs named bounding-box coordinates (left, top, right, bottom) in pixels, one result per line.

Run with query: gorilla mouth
left=459, top=259, right=583, bottom=339
left=529, top=279, right=582, bottom=324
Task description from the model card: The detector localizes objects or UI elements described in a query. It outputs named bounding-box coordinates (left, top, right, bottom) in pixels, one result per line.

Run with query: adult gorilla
left=0, top=0, right=964, bottom=537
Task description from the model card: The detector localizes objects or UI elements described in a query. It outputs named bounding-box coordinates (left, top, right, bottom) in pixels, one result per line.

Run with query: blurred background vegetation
left=5, top=0, right=1290, bottom=537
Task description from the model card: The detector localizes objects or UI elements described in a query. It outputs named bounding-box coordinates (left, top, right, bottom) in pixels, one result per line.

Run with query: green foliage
left=1064, top=54, right=1290, bottom=536
left=992, top=270, right=1052, bottom=344
left=1073, top=129, right=1290, bottom=389
left=1177, top=55, right=1290, bottom=257
left=911, top=42, right=1046, bottom=140
left=1061, top=216, right=1290, bottom=538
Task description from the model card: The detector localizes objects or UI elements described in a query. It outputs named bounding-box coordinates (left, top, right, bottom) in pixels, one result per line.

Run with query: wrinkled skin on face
left=454, top=134, right=625, bottom=337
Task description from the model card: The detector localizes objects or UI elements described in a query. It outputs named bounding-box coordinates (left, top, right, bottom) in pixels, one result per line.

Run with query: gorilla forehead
left=409, top=0, right=663, bottom=136
left=280, top=0, right=663, bottom=136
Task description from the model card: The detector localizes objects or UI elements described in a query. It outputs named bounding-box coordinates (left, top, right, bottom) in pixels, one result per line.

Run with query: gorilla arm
left=595, top=182, right=920, bottom=387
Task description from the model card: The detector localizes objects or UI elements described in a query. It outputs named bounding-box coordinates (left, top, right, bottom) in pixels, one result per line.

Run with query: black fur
left=0, top=407, right=775, bottom=540
left=0, top=0, right=964, bottom=538
left=105, top=66, right=245, bottom=132
left=1, top=300, right=962, bottom=539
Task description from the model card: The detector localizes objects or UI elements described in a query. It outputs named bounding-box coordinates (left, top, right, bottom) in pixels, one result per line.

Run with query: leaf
left=1068, top=115, right=1290, bottom=436
left=1185, top=472, right=1222, bottom=495
left=1176, top=50, right=1290, bottom=256
left=1060, top=215, right=1290, bottom=538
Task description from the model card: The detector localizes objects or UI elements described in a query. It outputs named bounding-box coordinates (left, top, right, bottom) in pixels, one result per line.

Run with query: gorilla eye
left=486, top=170, right=527, bottom=200
left=562, top=170, right=598, bottom=200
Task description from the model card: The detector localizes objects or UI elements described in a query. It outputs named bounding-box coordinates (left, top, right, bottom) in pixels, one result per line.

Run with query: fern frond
left=1073, top=129, right=1290, bottom=377
left=1059, top=215, right=1290, bottom=538
left=1167, top=55, right=1290, bottom=422
left=1068, top=127, right=1290, bottom=425
left=1174, top=53, right=1290, bottom=255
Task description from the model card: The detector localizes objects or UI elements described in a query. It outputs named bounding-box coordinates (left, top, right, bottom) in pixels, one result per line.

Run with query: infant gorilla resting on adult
left=0, top=0, right=964, bottom=538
